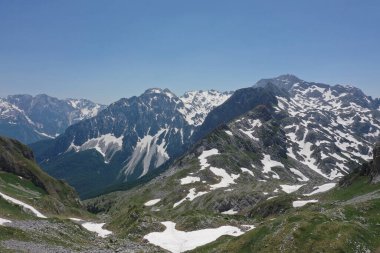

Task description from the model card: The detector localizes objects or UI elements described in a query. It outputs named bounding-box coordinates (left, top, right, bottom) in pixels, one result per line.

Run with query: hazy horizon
left=0, top=73, right=378, bottom=105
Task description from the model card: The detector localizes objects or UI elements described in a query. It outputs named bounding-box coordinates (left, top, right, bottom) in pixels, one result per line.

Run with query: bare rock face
left=374, top=142, right=380, bottom=167
left=373, top=142, right=380, bottom=172
left=372, top=142, right=380, bottom=183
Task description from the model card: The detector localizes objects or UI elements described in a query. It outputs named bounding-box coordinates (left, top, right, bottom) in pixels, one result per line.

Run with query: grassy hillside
left=0, top=136, right=84, bottom=216
left=85, top=139, right=380, bottom=253
left=192, top=175, right=380, bottom=252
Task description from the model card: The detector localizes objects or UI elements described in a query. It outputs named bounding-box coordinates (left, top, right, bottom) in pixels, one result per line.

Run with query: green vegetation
left=0, top=197, right=35, bottom=220
left=323, top=175, right=378, bottom=201
left=192, top=175, right=380, bottom=253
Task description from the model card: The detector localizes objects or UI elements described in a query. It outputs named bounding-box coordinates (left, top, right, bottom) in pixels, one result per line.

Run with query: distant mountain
left=31, top=88, right=231, bottom=198
left=0, top=94, right=105, bottom=144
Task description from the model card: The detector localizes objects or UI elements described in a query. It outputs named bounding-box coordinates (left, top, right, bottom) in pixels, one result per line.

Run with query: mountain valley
left=0, top=74, right=379, bottom=252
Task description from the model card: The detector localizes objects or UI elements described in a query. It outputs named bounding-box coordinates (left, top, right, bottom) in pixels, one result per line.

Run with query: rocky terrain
left=35, top=74, right=378, bottom=200
left=30, top=88, right=231, bottom=198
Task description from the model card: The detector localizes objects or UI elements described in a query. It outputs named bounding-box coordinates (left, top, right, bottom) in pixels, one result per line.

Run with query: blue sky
left=0, top=0, right=379, bottom=104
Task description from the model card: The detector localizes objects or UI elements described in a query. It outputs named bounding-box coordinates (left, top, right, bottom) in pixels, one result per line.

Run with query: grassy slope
left=192, top=175, right=380, bottom=253
left=0, top=137, right=101, bottom=251
left=0, top=136, right=88, bottom=217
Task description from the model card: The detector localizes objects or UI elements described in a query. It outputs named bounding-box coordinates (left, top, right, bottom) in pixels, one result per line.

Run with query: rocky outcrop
left=340, top=141, right=380, bottom=186
left=370, top=142, right=380, bottom=183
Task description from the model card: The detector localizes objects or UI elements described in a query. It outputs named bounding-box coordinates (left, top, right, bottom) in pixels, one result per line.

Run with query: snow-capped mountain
left=99, top=75, right=379, bottom=229
left=178, top=90, right=233, bottom=126
left=30, top=77, right=379, bottom=199
left=31, top=88, right=233, bottom=197
left=0, top=94, right=105, bottom=144
left=254, top=74, right=379, bottom=179
left=31, top=88, right=192, bottom=197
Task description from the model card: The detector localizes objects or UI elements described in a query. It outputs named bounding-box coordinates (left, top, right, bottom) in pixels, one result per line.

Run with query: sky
left=0, top=0, right=379, bottom=104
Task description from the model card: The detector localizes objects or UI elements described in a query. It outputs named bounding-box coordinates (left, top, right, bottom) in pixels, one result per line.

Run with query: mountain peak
left=275, top=74, right=302, bottom=81
left=143, top=88, right=177, bottom=99
left=254, top=74, right=303, bottom=91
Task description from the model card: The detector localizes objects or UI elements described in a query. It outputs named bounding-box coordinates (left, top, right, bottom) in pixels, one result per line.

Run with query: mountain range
left=0, top=94, right=105, bottom=144
left=28, top=75, right=380, bottom=199
left=0, top=74, right=380, bottom=252
left=29, top=88, right=231, bottom=197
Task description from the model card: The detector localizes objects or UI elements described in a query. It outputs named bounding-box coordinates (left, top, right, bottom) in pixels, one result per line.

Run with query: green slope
left=192, top=168, right=380, bottom=252
left=0, top=136, right=84, bottom=216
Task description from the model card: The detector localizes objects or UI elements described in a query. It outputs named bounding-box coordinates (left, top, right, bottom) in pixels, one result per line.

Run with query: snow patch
left=82, top=222, right=112, bottom=238
left=240, top=167, right=254, bottom=177
left=173, top=188, right=208, bottom=208
left=144, top=199, right=161, bottom=206
left=0, top=217, right=11, bottom=225
left=0, top=191, right=46, bottom=218
left=261, top=154, right=283, bottom=179
left=304, top=183, right=336, bottom=196
left=221, top=209, right=238, bottom=215
left=224, top=130, right=233, bottom=136
left=199, top=149, right=220, bottom=170
left=144, top=221, right=254, bottom=253
left=280, top=184, right=305, bottom=194
left=293, top=199, right=318, bottom=207
left=289, top=168, right=309, bottom=182
left=209, top=167, right=240, bottom=190
left=180, top=176, right=201, bottom=185
left=70, top=218, right=112, bottom=238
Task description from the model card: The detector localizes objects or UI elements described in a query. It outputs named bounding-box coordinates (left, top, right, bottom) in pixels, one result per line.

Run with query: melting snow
left=209, top=167, right=240, bottom=190
left=261, top=154, right=283, bottom=179
left=174, top=149, right=240, bottom=207
left=81, top=222, right=112, bottom=238
left=180, top=176, right=201, bottom=185
left=173, top=188, right=208, bottom=208
left=199, top=149, right=220, bottom=170
left=304, top=183, right=336, bottom=196
left=144, top=221, right=254, bottom=253
left=239, top=129, right=259, bottom=141
left=0, top=217, right=11, bottom=225
left=238, top=119, right=262, bottom=142
left=289, top=168, right=309, bottom=182
left=221, top=209, right=238, bottom=215
left=0, top=191, right=46, bottom=218
left=224, top=130, right=233, bottom=136
left=240, top=167, right=254, bottom=177
left=70, top=218, right=112, bottom=238
left=292, top=199, right=318, bottom=207
left=144, top=199, right=161, bottom=206
left=280, top=184, right=305, bottom=194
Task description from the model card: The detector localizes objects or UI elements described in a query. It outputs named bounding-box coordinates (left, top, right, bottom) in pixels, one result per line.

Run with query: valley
left=0, top=75, right=379, bottom=252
